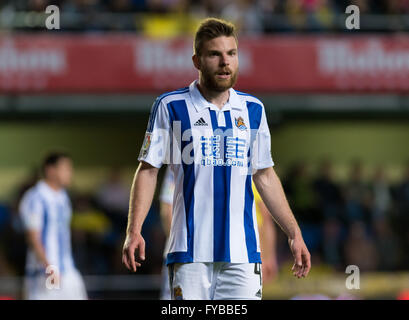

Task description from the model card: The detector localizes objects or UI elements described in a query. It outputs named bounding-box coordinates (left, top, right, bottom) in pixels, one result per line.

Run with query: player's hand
left=288, top=236, right=311, bottom=278
left=122, top=233, right=145, bottom=272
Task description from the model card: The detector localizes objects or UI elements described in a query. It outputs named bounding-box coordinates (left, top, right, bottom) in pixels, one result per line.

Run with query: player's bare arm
left=253, top=166, right=311, bottom=278
left=26, top=230, right=61, bottom=286
left=25, top=230, right=49, bottom=268
left=160, top=202, right=172, bottom=237
left=122, top=161, right=159, bottom=272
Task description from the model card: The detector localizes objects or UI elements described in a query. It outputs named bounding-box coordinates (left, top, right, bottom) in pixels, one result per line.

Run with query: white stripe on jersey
left=19, top=180, right=76, bottom=276
left=159, top=166, right=175, bottom=205
left=139, top=80, right=274, bottom=265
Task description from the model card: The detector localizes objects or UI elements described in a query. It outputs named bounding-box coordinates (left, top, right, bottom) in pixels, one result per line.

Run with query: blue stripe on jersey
left=244, top=101, right=263, bottom=263
left=64, top=197, right=75, bottom=269
left=166, top=99, right=195, bottom=265
left=247, top=102, right=263, bottom=130
left=209, top=110, right=233, bottom=262
left=244, top=174, right=261, bottom=262
left=147, top=87, right=189, bottom=133
left=236, top=91, right=260, bottom=101
left=57, top=204, right=65, bottom=274
left=40, top=197, right=49, bottom=257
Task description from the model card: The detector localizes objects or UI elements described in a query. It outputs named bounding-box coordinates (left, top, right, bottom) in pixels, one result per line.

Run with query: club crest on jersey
left=141, top=132, right=152, bottom=158
left=173, top=286, right=183, bottom=300
left=235, top=117, right=247, bottom=131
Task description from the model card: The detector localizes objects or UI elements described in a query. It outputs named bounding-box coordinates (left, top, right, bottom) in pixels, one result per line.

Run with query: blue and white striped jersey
left=159, top=166, right=175, bottom=205
left=19, top=180, right=76, bottom=277
left=139, top=80, right=275, bottom=265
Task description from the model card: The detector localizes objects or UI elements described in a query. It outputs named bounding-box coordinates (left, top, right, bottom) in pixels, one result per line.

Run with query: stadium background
left=1, top=0, right=409, bottom=300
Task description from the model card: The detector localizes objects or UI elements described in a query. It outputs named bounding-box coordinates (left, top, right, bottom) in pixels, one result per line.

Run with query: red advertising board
left=0, top=34, right=408, bottom=93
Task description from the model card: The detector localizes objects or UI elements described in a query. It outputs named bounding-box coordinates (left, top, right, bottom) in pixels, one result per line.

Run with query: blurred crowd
left=1, top=159, right=409, bottom=278
left=1, top=0, right=409, bottom=33
left=280, top=160, right=409, bottom=272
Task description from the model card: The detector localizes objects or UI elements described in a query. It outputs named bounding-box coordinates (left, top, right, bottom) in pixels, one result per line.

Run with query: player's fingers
left=123, top=252, right=131, bottom=270
left=126, top=246, right=137, bottom=272
left=295, top=250, right=302, bottom=267
left=292, top=263, right=301, bottom=277
left=138, top=239, right=145, bottom=261
left=302, top=252, right=311, bottom=277
left=292, top=249, right=302, bottom=275
left=304, top=263, right=309, bottom=277
left=291, top=258, right=299, bottom=270
left=296, top=251, right=309, bottom=278
left=122, top=251, right=131, bottom=270
left=294, top=262, right=304, bottom=278
left=297, top=262, right=305, bottom=278
left=295, top=264, right=303, bottom=277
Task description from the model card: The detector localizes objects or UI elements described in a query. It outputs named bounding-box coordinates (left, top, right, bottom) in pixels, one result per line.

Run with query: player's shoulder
left=234, top=89, right=264, bottom=107
left=19, top=184, right=42, bottom=208
left=62, top=190, right=71, bottom=203
left=155, top=86, right=190, bottom=106
left=21, top=184, right=38, bottom=200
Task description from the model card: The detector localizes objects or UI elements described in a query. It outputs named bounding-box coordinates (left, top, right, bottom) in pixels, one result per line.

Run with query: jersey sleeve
left=19, top=191, right=44, bottom=232
left=253, top=106, right=275, bottom=170
left=159, top=166, right=175, bottom=204
left=138, top=97, right=171, bottom=168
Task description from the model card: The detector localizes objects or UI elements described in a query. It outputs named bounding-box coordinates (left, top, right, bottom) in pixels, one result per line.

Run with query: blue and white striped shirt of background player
left=139, top=79, right=275, bottom=265
left=19, top=180, right=76, bottom=277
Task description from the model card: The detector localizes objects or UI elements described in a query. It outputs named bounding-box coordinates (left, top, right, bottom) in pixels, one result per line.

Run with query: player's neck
left=44, top=178, right=63, bottom=192
left=197, top=82, right=230, bottom=110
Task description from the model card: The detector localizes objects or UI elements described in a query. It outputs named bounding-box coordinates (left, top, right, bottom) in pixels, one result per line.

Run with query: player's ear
left=192, top=54, right=200, bottom=70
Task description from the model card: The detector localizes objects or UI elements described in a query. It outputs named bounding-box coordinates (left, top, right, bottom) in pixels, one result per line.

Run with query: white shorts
left=23, top=269, right=88, bottom=300
left=168, top=262, right=262, bottom=300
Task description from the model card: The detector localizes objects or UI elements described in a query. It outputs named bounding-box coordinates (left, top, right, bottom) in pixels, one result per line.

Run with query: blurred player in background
left=122, top=18, right=310, bottom=300
left=158, top=166, right=174, bottom=300
left=19, top=152, right=87, bottom=300
left=159, top=165, right=278, bottom=299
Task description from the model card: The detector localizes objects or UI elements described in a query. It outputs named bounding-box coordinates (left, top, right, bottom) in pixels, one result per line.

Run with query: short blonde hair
left=194, top=18, right=237, bottom=56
